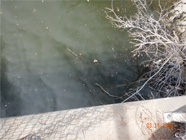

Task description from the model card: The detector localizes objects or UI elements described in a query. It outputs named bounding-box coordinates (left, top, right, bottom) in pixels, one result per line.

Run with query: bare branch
left=105, top=0, right=186, bottom=102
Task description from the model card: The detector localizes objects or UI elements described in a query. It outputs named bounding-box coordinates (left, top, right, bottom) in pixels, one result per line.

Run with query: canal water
left=0, top=0, right=172, bottom=117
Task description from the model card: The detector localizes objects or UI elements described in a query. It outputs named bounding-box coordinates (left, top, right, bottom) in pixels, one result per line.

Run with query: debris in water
left=33, top=8, right=36, bottom=13
left=93, top=59, right=98, bottom=63
left=17, top=76, right=21, bottom=79
left=116, top=7, right=120, bottom=12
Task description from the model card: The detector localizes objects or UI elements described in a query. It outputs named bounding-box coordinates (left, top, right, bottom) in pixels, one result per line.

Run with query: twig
left=67, top=48, right=78, bottom=57
left=95, top=83, right=122, bottom=99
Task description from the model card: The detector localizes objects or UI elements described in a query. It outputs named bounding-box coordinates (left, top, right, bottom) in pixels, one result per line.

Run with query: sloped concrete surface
left=0, top=96, right=186, bottom=140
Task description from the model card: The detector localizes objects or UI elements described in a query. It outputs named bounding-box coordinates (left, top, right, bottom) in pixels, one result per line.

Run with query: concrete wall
left=0, top=96, right=186, bottom=140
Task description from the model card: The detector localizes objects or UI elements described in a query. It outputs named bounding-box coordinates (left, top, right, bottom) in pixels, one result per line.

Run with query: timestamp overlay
left=146, top=122, right=173, bottom=129
left=135, top=106, right=176, bottom=139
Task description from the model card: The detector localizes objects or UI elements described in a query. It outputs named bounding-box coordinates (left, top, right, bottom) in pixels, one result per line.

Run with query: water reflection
left=1, top=0, right=143, bottom=117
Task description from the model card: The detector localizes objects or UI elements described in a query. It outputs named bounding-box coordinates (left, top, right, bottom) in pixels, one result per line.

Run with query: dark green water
left=0, top=0, right=149, bottom=117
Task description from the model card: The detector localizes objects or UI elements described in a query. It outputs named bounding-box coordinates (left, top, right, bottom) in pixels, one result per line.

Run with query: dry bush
left=105, top=0, right=186, bottom=102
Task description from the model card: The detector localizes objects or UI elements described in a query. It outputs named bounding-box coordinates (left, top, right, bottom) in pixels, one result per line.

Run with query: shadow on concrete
left=112, top=103, right=130, bottom=140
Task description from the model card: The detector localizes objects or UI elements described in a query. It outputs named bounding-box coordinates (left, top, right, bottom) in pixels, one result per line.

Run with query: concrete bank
left=0, top=96, right=186, bottom=140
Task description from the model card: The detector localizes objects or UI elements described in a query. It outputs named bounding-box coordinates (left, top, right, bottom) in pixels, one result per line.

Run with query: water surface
left=1, top=0, right=146, bottom=117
